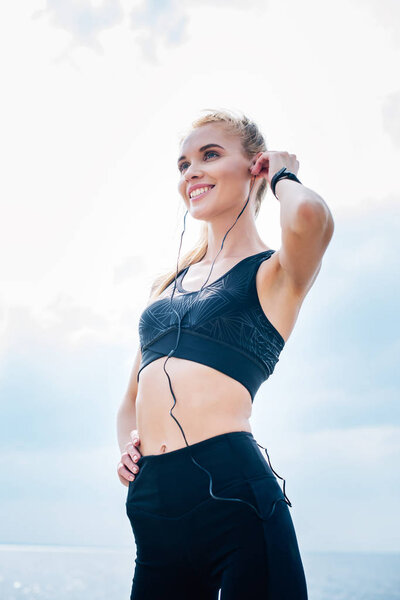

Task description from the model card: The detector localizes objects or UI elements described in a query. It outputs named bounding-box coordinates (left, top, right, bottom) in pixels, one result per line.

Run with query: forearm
left=116, top=400, right=137, bottom=454
left=274, top=178, right=333, bottom=235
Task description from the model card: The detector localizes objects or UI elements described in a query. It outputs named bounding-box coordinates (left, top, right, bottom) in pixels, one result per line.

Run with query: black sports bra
left=137, top=249, right=285, bottom=402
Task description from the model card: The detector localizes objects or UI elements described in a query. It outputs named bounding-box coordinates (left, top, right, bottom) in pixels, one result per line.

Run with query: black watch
left=271, top=167, right=302, bottom=197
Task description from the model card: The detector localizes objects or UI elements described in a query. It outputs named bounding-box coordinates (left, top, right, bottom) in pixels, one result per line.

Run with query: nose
left=184, top=162, right=204, bottom=180
left=183, top=172, right=201, bottom=198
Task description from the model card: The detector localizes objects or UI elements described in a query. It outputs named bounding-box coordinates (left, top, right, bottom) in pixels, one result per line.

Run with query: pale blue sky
left=0, top=0, right=399, bottom=553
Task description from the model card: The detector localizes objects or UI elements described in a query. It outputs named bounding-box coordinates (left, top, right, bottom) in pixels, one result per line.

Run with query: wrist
left=271, top=167, right=302, bottom=198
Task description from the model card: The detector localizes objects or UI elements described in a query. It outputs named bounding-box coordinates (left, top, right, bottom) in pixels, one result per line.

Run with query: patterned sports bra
left=137, top=249, right=285, bottom=402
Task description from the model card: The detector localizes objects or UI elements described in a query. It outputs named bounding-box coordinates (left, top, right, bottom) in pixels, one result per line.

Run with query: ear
left=249, top=152, right=264, bottom=170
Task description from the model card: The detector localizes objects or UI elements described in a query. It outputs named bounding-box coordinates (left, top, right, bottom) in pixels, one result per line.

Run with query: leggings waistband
left=127, top=430, right=283, bottom=520
left=137, top=430, right=275, bottom=475
left=136, top=430, right=276, bottom=488
left=137, top=430, right=252, bottom=462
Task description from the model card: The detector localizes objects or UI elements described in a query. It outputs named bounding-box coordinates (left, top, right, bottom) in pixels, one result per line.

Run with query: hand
left=250, top=151, right=299, bottom=186
left=117, top=429, right=142, bottom=487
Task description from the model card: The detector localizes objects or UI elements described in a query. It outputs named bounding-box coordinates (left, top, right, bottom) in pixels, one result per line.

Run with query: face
left=177, top=123, right=259, bottom=220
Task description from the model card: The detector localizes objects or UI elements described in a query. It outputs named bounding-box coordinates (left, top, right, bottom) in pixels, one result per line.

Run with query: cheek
left=219, top=162, right=245, bottom=180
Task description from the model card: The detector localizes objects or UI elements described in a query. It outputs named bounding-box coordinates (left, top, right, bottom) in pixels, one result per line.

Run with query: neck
left=203, top=212, right=265, bottom=263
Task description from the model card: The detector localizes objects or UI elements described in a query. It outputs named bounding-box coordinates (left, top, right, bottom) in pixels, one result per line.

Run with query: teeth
left=190, top=186, right=213, bottom=198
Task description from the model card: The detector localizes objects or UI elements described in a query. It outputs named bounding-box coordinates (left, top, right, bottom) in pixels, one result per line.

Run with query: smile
left=190, top=185, right=215, bottom=201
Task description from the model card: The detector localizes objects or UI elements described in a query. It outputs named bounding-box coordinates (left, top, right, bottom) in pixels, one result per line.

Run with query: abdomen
left=136, top=356, right=253, bottom=456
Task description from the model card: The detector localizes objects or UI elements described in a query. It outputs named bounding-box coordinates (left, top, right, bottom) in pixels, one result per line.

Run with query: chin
left=188, top=202, right=217, bottom=220
left=189, top=206, right=210, bottom=220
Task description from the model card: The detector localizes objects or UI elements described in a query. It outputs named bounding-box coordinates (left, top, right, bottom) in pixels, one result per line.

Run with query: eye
left=179, top=150, right=219, bottom=173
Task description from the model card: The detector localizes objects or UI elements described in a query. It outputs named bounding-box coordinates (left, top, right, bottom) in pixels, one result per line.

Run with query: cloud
left=128, top=0, right=188, bottom=63
left=0, top=446, right=132, bottom=547
left=284, top=426, right=400, bottom=553
left=31, top=0, right=266, bottom=62
left=128, top=0, right=265, bottom=62
left=31, top=0, right=188, bottom=61
left=32, top=0, right=124, bottom=53
left=251, top=196, right=400, bottom=440
left=0, top=301, right=136, bottom=452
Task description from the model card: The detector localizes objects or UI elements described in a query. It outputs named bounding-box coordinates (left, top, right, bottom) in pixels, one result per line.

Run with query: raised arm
left=275, top=177, right=334, bottom=295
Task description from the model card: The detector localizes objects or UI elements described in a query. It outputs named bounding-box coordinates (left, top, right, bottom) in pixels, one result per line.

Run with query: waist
left=136, top=402, right=252, bottom=457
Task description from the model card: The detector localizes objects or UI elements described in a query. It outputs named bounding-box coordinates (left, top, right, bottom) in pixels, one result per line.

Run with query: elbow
left=295, top=198, right=335, bottom=239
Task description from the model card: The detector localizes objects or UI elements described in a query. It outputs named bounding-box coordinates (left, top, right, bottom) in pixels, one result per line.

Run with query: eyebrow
left=177, top=143, right=225, bottom=165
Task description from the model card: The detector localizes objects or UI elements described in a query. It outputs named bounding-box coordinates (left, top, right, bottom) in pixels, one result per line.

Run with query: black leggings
left=125, top=431, right=308, bottom=599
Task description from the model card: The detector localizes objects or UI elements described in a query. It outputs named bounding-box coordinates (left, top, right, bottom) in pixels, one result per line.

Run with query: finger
left=256, top=155, right=269, bottom=173
left=117, top=459, right=139, bottom=478
left=123, top=444, right=142, bottom=463
left=117, top=461, right=136, bottom=483
left=121, top=454, right=140, bottom=475
left=130, top=430, right=140, bottom=446
left=254, top=156, right=263, bottom=170
left=254, top=165, right=267, bottom=177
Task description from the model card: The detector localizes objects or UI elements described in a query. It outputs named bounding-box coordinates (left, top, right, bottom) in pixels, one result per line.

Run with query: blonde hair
left=149, top=108, right=268, bottom=300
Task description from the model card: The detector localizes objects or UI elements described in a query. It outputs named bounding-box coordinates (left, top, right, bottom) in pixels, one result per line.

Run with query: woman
left=117, top=109, right=334, bottom=599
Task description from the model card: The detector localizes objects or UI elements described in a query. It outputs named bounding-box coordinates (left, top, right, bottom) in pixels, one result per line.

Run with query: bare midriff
left=135, top=356, right=253, bottom=457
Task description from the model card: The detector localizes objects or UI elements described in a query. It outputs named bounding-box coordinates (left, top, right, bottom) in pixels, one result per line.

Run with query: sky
left=0, top=0, right=399, bottom=554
